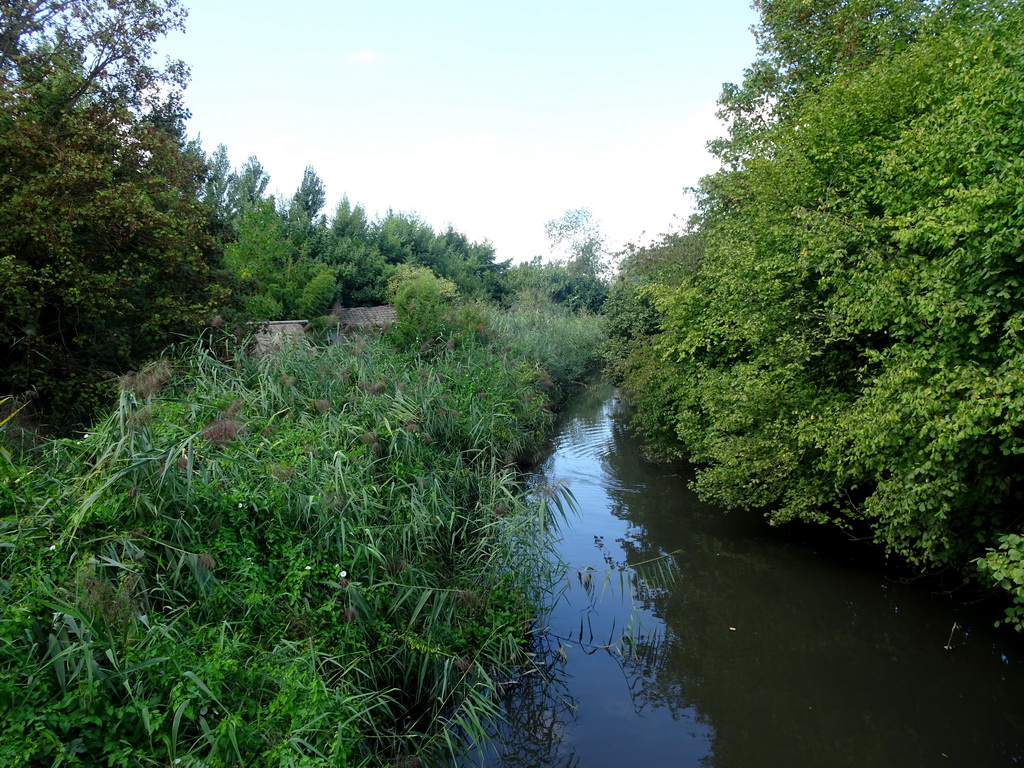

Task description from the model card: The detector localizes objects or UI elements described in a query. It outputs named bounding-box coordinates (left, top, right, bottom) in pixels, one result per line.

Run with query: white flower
left=48, top=545, right=56, bottom=551
left=340, top=570, right=347, bottom=578
left=304, top=565, right=311, bottom=571
left=237, top=502, right=243, bottom=508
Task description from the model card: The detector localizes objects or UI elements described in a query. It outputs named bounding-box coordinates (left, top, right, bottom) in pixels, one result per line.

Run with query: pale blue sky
left=162, top=1, right=760, bottom=261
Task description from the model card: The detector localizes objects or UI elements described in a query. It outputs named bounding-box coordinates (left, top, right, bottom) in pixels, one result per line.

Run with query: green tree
left=0, top=0, right=189, bottom=112
left=0, top=0, right=233, bottom=423
left=711, top=0, right=932, bottom=166
left=291, top=164, right=326, bottom=221
left=506, top=208, right=609, bottom=313
left=227, top=154, right=271, bottom=221
left=297, top=264, right=339, bottom=319
left=199, top=142, right=233, bottom=228
left=331, top=195, right=370, bottom=242
left=224, top=199, right=294, bottom=319
left=386, top=265, right=460, bottom=349
left=619, top=1, right=1024, bottom=624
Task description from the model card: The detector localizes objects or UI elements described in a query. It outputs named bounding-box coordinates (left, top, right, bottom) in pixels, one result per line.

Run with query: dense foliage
left=0, top=303, right=604, bottom=766
left=504, top=209, right=611, bottom=314
left=212, top=162, right=514, bottom=321
left=0, top=2, right=615, bottom=765
left=0, top=0, right=234, bottom=424
left=608, top=1, right=1024, bottom=627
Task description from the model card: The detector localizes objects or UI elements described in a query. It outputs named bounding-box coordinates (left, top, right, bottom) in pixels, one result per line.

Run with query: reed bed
left=0, top=311, right=603, bottom=767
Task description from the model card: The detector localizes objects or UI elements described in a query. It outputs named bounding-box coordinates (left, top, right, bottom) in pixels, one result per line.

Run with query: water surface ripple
left=465, top=382, right=1024, bottom=767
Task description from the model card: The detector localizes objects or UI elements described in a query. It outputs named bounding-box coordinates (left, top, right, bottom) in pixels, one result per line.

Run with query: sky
left=160, top=1, right=761, bottom=263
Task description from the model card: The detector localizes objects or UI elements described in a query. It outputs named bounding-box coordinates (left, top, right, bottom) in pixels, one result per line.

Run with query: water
left=464, top=381, right=1024, bottom=767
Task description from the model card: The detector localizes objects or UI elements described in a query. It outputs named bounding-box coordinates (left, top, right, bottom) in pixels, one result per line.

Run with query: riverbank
left=467, top=381, right=1024, bottom=767
left=0, top=309, right=603, bottom=767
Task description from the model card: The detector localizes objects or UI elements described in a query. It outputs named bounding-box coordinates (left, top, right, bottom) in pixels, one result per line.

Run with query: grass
left=0, top=307, right=604, bottom=767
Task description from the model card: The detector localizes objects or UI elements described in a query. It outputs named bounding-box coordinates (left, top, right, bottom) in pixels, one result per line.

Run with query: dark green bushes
left=609, top=4, right=1024, bottom=627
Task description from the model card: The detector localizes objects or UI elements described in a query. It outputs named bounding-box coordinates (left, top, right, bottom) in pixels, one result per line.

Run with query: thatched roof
left=332, top=305, right=397, bottom=330
left=253, top=319, right=308, bottom=355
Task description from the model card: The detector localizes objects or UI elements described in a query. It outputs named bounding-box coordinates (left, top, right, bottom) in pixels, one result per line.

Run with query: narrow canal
left=465, top=381, right=1024, bottom=767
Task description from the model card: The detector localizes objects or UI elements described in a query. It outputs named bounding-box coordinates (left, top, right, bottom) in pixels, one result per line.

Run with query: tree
left=0, top=0, right=189, bottom=114
left=386, top=265, right=460, bottom=350
left=224, top=199, right=294, bottom=319
left=513, top=208, right=611, bottom=313
left=291, top=165, right=326, bottom=221
left=545, top=207, right=609, bottom=277
left=619, top=1, right=1024, bottom=623
left=711, top=0, right=932, bottom=165
left=199, top=142, right=233, bottom=226
left=331, top=195, right=370, bottom=242
left=227, top=155, right=270, bottom=221
left=0, top=0, right=234, bottom=423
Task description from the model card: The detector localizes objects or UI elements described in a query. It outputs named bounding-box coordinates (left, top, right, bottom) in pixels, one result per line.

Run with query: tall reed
left=0, top=309, right=603, bottom=767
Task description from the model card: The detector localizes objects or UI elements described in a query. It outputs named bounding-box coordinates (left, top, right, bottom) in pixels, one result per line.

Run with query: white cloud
left=346, top=49, right=383, bottom=64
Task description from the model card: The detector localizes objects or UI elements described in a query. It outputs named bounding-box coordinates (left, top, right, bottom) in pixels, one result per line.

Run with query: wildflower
left=304, top=565, right=311, bottom=571
left=340, top=570, right=347, bottom=578
left=48, top=544, right=56, bottom=551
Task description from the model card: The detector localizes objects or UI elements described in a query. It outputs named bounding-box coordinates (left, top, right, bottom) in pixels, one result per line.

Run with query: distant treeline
left=604, top=0, right=1024, bottom=628
left=0, top=0, right=609, bottom=427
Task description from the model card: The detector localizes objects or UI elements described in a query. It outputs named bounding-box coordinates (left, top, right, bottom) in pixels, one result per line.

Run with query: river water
left=464, top=381, right=1024, bottom=767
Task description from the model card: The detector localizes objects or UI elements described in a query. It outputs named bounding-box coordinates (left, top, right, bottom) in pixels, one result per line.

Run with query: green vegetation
left=505, top=208, right=612, bottom=315
left=0, top=0, right=235, bottom=426
left=0, top=302, right=604, bottom=766
left=0, top=0, right=605, bottom=427
left=606, top=1, right=1024, bottom=627
left=0, top=2, right=613, bottom=764
left=215, top=169, right=513, bottom=323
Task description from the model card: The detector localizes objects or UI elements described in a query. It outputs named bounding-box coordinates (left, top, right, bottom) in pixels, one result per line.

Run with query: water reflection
left=464, top=382, right=1024, bottom=767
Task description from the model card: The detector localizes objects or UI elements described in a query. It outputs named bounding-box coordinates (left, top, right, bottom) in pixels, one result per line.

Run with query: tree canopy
left=0, top=0, right=234, bottom=422
left=608, top=1, right=1024, bottom=627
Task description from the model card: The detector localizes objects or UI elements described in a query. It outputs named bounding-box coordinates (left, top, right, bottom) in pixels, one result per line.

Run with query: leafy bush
left=614, top=3, right=1024, bottom=624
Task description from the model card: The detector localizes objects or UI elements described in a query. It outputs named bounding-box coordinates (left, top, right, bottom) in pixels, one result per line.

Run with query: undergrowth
left=0, top=308, right=603, bottom=767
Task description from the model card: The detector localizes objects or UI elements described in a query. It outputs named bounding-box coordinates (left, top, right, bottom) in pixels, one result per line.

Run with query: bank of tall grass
left=0, top=308, right=604, bottom=767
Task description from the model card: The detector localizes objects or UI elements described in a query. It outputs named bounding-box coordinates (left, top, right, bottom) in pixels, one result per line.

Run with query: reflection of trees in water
left=553, top=529, right=705, bottom=725
left=470, top=390, right=1024, bottom=766
left=599, top=412, right=1024, bottom=767
left=461, top=628, right=580, bottom=768
left=463, top=536, right=690, bottom=766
